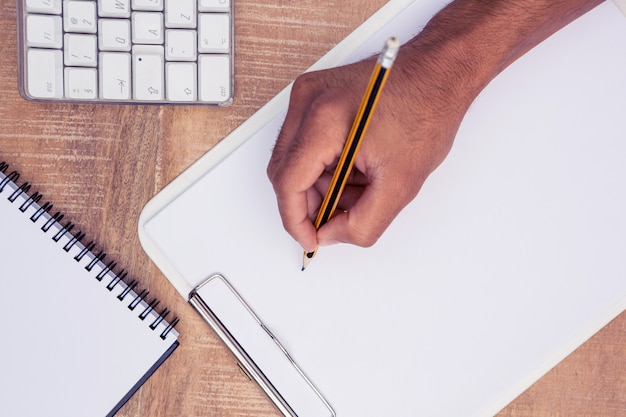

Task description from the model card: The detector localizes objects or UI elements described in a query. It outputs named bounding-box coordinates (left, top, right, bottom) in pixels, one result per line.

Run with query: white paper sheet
left=140, top=2, right=626, bottom=416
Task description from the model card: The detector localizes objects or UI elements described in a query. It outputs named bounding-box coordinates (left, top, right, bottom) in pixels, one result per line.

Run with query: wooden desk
left=1, top=1, right=624, bottom=416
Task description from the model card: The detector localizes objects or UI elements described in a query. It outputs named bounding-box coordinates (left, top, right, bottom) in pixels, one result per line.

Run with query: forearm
left=397, top=0, right=604, bottom=112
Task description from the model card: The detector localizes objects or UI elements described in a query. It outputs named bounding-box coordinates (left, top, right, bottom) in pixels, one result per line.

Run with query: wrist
left=394, top=0, right=603, bottom=114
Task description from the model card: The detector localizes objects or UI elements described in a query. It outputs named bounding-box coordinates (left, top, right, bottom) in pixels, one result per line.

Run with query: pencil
left=302, top=36, right=400, bottom=270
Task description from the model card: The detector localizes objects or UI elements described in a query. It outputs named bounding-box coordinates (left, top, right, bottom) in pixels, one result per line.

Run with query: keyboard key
left=165, top=0, right=196, bottom=29
left=198, top=54, right=230, bottom=103
left=64, top=33, right=97, bottom=66
left=98, top=0, right=131, bottom=18
left=165, top=29, right=197, bottom=61
left=26, top=49, right=63, bottom=98
left=166, top=62, right=197, bottom=101
left=26, top=14, right=63, bottom=49
left=99, top=52, right=131, bottom=100
left=63, top=0, right=97, bottom=33
left=132, top=11, right=164, bottom=44
left=98, top=18, right=131, bottom=51
left=198, top=0, right=229, bottom=13
left=132, top=0, right=163, bottom=11
left=65, top=67, right=98, bottom=99
left=198, top=13, right=230, bottom=54
left=132, top=45, right=165, bottom=100
left=26, top=0, right=62, bottom=14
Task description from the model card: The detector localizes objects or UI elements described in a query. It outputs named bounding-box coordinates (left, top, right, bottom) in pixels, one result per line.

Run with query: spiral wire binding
left=0, top=162, right=179, bottom=339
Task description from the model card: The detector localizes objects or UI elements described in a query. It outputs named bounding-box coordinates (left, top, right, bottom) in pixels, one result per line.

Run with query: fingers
left=316, top=172, right=422, bottom=247
left=267, top=72, right=357, bottom=251
left=266, top=59, right=454, bottom=251
left=268, top=71, right=355, bottom=178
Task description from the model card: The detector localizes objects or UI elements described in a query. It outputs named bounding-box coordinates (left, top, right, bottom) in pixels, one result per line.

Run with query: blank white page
left=141, top=1, right=626, bottom=416
left=0, top=171, right=179, bottom=417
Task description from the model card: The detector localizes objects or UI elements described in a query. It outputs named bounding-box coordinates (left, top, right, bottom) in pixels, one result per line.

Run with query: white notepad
left=0, top=163, right=179, bottom=417
left=139, top=1, right=626, bottom=416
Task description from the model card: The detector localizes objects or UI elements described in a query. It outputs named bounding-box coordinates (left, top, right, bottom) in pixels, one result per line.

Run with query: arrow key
left=165, top=62, right=197, bottom=102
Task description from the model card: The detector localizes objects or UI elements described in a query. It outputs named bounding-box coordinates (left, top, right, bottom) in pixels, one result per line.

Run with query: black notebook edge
left=107, top=340, right=180, bottom=417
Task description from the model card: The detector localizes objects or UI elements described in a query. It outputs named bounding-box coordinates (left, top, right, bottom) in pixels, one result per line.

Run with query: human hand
left=267, top=44, right=471, bottom=252
left=266, top=0, right=603, bottom=254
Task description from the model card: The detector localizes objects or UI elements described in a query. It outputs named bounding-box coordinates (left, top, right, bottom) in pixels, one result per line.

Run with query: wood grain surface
left=1, top=0, right=624, bottom=416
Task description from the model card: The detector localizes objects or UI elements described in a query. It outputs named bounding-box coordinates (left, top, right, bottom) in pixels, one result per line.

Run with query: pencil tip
left=301, top=251, right=314, bottom=271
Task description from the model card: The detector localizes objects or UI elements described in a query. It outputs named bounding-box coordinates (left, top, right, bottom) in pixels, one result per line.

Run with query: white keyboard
left=17, top=0, right=234, bottom=105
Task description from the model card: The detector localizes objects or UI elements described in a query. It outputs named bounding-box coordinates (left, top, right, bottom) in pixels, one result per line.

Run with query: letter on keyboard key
left=164, top=0, right=196, bottom=28
left=98, top=0, right=131, bottom=18
left=98, top=18, right=131, bottom=51
left=198, top=54, right=230, bottom=103
left=132, top=11, right=164, bottom=44
left=166, top=62, right=197, bottom=101
left=26, top=49, right=63, bottom=99
left=99, top=52, right=131, bottom=100
left=198, top=13, right=230, bottom=54
left=26, top=15, right=63, bottom=49
left=132, top=45, right=165, bottom=100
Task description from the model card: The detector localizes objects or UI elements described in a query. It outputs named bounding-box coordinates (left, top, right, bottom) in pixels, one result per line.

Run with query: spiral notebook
left=0, top=162, right=179, bottom=417
left=139, top=1, right=626, bottom=416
